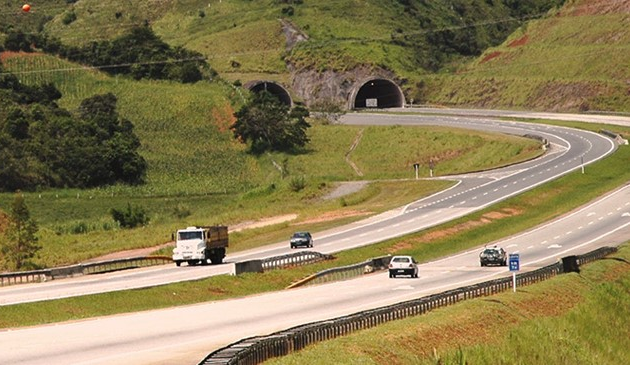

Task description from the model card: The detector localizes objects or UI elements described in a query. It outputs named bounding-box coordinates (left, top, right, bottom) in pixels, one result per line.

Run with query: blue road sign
left=509, top=254, right=520, bottom=271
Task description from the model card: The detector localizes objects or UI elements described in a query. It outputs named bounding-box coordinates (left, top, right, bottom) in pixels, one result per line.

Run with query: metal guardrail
left=0, top=250, right=332, bottom=287
left=575, top=246, right=618, bottom=265
left=261, top=251, right=333, bottom=271
left=198, top=246, right=618, bottom=365
left=523, top=133, right=550, bottom=148
left=0, top=256, right=172, bottom=287
left=0, top=269, right=52, bottom=286
left=600, top=129, right=629, bottom=145
left=287, top=255, right=391, bottom=288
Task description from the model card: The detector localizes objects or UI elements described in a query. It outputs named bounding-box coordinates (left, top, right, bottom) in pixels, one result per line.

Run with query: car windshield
left=293, top=232, right=308, bottom=238
left=392, top=257, right=410, bottom=263
left=483, top=249, right=499, bottom=255
left=178, top=231, right=202, bottom=240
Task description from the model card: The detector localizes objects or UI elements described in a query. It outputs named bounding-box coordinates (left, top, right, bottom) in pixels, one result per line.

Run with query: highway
left=0, top=184, right=628, bottom=365
left=0, top=113, right=619, bottom=305
left=0, top=111, right=629, bottom=365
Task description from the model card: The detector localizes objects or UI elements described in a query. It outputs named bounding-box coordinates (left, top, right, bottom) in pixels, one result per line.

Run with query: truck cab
left=172, top=226, right=228, bottom=266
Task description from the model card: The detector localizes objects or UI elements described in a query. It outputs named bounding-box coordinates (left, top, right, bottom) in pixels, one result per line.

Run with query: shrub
left=282, top=6, right=294, bottom=16
left=110, top=203, right=149, bottom=228
left=172, top=204, right=192, bottom=219
left=289, top=176, right=306, bottom=192
left=70, top=221, right=88, bottom=234
left=62, top=11, right=77, bottom=25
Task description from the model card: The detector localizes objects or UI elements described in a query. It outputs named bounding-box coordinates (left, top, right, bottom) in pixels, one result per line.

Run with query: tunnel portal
left=352, top=79, right=405, bottom=109
left=247, top=81, right=293, bottom=107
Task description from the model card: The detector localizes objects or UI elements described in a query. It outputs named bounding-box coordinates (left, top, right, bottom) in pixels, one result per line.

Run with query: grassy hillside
left=4, top=1, right=628, bottom=113
left=424, top=0, right=630, bottom=112
left=0, top=51, right=543, bottom=267
left=1, top=51, right=257, bottom=196
left=6, top=1, right=558, bottom=80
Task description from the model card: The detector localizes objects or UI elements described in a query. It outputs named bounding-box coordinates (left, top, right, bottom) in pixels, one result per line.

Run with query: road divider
left=0, top=256, right=172, bottom=286
left=286, top=255, right=391, bottom=289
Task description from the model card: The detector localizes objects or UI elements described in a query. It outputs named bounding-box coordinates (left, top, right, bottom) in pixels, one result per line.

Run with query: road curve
left=0, top=112, right=618, bottom=305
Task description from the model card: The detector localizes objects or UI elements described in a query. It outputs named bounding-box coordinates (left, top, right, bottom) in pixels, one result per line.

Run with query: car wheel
left=480, top=262, right=485, bottom=267
left=413, top=272, right=418, bottom=278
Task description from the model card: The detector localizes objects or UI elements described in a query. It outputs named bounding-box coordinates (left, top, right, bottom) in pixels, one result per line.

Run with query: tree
left=4, top=30, right=33, bottom=52
left=0, top=192, right=40, bottom=271
left=232, top=91, right=310, bottom=154
left=0, top=85, right=147, bottom=191
left=76, top=93, right=147, bottom=186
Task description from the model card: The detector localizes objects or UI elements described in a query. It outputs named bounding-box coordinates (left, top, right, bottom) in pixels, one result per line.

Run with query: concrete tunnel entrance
left=352, top=79, right=405, bottom=109
left=247, top=81, right=293, bottom=107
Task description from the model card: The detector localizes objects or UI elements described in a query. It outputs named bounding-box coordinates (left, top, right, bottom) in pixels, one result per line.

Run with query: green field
left=3, top=1, right=626, bottom=113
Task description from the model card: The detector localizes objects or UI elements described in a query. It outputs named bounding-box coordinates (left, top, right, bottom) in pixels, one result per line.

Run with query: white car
left=388, top=255, right=419, bottom=278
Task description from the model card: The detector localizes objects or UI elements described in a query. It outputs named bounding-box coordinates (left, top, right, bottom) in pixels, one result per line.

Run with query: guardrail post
left=562, top=255, right=580, bottom=273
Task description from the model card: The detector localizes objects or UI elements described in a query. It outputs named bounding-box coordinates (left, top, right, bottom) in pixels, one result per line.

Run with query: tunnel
left=351, top=78, right=405, bottom=109
left=246, top=81, right=293, bottom=107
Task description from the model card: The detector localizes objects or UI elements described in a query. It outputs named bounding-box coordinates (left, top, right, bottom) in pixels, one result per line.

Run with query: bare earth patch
left=294, top=209, right=373, bottom=225
left=480, top=51, right=502, bottom=64
left=508, top=34, right=529, bottom=47
left=388, top=208, right=522, bottom=253
left=0, top=210, right=8, bottom=234
left=565, top=0, right=630, bottom=16
left=229, top=214, right=297, bottom=232
left=0, top=51, right=42, bottom=62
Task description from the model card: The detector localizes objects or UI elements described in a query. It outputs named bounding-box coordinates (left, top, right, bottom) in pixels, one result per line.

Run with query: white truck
left=172, top=225, right=228, bottom=266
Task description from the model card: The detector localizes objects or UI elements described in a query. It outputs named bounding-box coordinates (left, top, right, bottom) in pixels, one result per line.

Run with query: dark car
left=479, top=246, right=508, bottom=266
left=290, top=231, right=313, bottom=248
